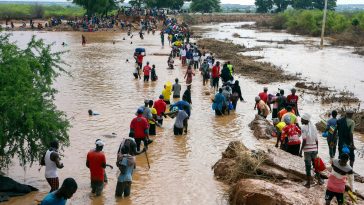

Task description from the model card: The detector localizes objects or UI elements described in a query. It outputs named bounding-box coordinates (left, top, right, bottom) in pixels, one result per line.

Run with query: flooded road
left=3, top=22, right=364, bottom=205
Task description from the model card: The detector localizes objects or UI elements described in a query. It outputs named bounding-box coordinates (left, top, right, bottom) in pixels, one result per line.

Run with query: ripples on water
left=5, top=24, right=364, bottom=204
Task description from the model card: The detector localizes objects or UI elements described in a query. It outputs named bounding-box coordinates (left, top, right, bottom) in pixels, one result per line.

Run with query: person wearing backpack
left=115, top=138, right=136, bottom=198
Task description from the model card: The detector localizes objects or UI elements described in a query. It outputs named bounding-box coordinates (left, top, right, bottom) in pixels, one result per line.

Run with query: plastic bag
left=314, top=157, right=326, bottom=172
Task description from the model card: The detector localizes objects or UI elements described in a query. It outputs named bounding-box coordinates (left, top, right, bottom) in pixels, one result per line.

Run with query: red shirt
left=143, top=65, right=151, bottom=76
left=281, top=124, right=301, bottom=145
left=137, top=55, right=144, bottom=64
left=154, top=99, right=166, bottom=116
left=211, top=66, right=220, bottom=78
left=130, top=114, right=149, bottom=138
left=259, top=92, right=268, bottom=103
left=87, top=150, right=106, bottom=182
left=287, top=94, right=298, bottom=104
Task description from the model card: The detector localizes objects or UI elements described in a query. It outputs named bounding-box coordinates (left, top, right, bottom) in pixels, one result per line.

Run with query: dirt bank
left=295, top=82, right=360, bottom=104
left=181, top=13, right=273, bottom=26
left=213, top=116, right=364, bottom=205
left=316, top=109, right=364, bottom=134
left=196, top=39, right=300, bottom=84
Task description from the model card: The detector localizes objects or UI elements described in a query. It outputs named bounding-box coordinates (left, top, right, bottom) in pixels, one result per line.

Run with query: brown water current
left=3, top=22, right=364, bottom=205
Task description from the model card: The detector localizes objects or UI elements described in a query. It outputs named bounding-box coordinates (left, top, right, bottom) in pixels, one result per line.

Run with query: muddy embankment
left=181, top=13, right=273, bottom=26
left=197, top=39, right=300, bottom=84
left=213, top=115, right=364, bottom=205
left=195, top=37, right=360, bottom=105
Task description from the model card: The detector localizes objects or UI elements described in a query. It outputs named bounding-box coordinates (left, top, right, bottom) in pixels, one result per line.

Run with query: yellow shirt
left=149, top=108, right=157, bottom=124
left=162, top=89, right=172, bottom=101
left=276, top=122, right=286, bottom=132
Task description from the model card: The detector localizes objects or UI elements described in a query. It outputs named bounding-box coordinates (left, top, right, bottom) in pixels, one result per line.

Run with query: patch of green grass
left=0, top=4, right=85, bottom=19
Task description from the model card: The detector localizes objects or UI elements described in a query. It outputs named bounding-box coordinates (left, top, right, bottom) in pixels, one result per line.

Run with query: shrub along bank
left=257, top=9, right=364, bottom=46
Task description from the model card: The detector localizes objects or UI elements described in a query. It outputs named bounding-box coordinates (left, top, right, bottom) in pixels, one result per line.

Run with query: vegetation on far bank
left=0, top=4, right=85, bottom=19
left=257, top=9, right=364, bottom=45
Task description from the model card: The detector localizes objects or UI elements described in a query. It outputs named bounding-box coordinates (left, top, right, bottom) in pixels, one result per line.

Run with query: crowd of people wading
left=36, top=14, right=359, bottom=205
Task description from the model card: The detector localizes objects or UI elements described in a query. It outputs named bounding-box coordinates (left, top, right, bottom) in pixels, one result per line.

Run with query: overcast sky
left=10, top=0, right=364, bottom=4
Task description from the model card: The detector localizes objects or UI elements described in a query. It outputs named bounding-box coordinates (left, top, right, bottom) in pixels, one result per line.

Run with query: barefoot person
left=86, top=140, right=107, bottom=196
left=40, top=140, right=64, bottom=192
left=40, top=178, right=78, bottom=205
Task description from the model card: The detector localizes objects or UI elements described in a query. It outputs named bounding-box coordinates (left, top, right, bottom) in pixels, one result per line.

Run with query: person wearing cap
left=281, top=115, right=301, bottom=155
left=273, top=118, right=286, bottom=149
left=172, top=78, right=181, bottom=98
left=143, top=62, right=151, bottom=82
left=140, top=100, right=152, bottom=121
left=174, top=105, right=190, bottom=135
left=40, top=140, right=64, bottom=192
left=287, top=88, right=299, bottom=116
left=335, top=109, right=356, bottom=168
left=86, top=140, right=107, bottom=196
left=325, top=153, right=354, bottom=205
left=299, top=113, right=322, bottom=188
left=154, top=95, right=167, bottom=125
left=255, top=96, right=270, bottom=118
left=40, top=178, right=78, bottom=205
left=130, top=108, right=149, bottom=152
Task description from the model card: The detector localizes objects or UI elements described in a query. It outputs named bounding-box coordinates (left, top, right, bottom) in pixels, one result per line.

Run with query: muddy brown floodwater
left=3, top=22, right=364, bottom=205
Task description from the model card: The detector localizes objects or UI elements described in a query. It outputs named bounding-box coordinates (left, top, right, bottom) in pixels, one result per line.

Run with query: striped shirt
left=302, top=124, right=318, bottom=152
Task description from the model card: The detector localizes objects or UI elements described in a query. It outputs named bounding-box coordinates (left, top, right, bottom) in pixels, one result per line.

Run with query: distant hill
left=336, top=4, right=364, bottom=11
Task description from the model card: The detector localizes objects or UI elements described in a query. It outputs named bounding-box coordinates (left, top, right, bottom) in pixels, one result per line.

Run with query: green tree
left=255, top=0, right=273, bottom=13
left=0, top=34, right=70, bottom=168
left=129, top=0, right=145, bottom=8
left=292, top=0, right=337, bottom=10
left=73, top=0, right=121, bottom=16
left=190, top=0, right=221, bottom=13
left=145, top=0, right=184, bottom=9
left=273, top=0, right=291, bottom=12
left=312, top=0, right=337, bottom=10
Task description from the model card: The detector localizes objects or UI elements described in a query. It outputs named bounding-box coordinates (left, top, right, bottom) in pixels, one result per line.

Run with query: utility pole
left=320, top=0, right=328, bottom=49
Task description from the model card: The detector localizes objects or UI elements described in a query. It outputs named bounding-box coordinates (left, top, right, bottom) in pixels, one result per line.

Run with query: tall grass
left=0, top=4, right=85, bottom=19
left=269, top=9, right=364, bottom=36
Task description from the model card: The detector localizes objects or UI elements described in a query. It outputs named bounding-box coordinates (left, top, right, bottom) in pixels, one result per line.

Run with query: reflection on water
left=3, top=23, right=364, bottom=205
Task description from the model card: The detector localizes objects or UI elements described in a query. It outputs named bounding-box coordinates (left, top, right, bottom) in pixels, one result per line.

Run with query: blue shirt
left=171, top=101, right=191, bottom=116
left=213, top=93, right=226, bottom=111
left=118, top=157, right=134, bottom=182
left=41, top=192, right=66, bottom=205
left=327, top=118, right=337, bottom=136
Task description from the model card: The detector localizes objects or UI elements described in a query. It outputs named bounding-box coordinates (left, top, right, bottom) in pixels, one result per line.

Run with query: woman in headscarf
left=281, top=115, right=301, bottom=155
left=231, top=80, right=244, bottom=110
